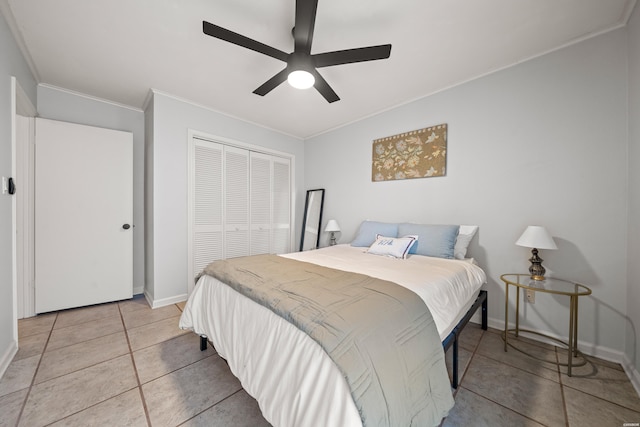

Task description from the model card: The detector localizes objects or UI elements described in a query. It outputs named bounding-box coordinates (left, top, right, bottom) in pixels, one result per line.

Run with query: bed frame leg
left=452, top=337, right=459, bottom=389
left=442, top=290, right=488, bottom=389
left=481, top=290, right=488, bottom=330
left=200, top=335, right=208, bottom=351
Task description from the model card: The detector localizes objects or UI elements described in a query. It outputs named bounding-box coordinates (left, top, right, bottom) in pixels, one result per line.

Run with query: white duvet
left=180, top=245, right=487, bottom=427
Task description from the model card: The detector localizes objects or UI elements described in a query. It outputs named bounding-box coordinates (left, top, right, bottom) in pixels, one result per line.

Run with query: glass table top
left=500, top=273, right=591, bottom=296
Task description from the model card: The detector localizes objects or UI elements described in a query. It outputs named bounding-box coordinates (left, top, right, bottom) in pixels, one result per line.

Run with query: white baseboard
left=144, top=291, right=188, bottom=309
left=133, top=285, right=144, bottom=296
left=0, top=340, right=18, bottom=380
left=622, top=354, right=640, bottom=398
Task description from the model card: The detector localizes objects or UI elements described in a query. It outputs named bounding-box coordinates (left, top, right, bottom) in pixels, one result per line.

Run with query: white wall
left=145, top=91, right=304, bottom=306
left=627, top=4, right=640, bottom=374
left=37, top=85, right=146, bottom=294
left=306, top=28, right=629, bottom=359
left=0, top=11, right=36, bottom=373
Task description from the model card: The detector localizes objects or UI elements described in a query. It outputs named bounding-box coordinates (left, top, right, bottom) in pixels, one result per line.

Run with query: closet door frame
left=187, top=129, right=295, bottom=294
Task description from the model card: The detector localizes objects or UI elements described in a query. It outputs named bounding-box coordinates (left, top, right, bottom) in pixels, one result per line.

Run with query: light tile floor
left=1, top=295, right=638, bottom=426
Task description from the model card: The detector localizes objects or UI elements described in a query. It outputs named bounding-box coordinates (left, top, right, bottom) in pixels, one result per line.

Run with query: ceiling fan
left=202, top=0, right=392, bottom=103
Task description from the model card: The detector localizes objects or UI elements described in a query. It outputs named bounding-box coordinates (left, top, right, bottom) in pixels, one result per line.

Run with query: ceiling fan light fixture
left=287, top=69, right=315, bottom=89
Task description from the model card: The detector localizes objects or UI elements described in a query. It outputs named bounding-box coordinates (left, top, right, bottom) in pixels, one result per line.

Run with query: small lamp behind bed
left=516, top=225, right=558, bottom=280
left=325, top=220, right=341, bottom=246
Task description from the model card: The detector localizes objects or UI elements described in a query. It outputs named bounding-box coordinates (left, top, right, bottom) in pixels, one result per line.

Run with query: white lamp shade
left=287, top=70, right=315, bottom=89
left=324, top=219, right=341, bottom=232
left=515, top=226, right=558, bottom=250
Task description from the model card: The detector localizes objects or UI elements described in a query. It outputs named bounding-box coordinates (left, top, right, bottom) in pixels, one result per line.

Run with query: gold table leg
left=504, top=283, right=509, bottom=352
left=515, top=287, right=520, bottom=337
left=568, top=295, right=576, bottom=376
left=574, top=292, right=579, bottom=357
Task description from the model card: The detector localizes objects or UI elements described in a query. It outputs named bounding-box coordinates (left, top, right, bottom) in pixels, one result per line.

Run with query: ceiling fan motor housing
left=287, top=52, right=315, bottom=76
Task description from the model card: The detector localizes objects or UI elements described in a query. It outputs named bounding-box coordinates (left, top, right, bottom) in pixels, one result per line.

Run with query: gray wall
left=37, top=85, right=146, bottom=294
left=145, top=91, right=304, bottom=305
left=0, top=11, right=36, bottom=367
left=627, top=4, right=640, bottom=375
left=305, top=28, right=630, bottom=360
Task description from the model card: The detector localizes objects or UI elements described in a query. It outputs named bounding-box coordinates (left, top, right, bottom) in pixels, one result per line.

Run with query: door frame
left=11, top=76, right=37, bottom=329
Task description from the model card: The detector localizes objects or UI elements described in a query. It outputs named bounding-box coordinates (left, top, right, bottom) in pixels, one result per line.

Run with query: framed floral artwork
left=372, top=124, right=447, bottom=182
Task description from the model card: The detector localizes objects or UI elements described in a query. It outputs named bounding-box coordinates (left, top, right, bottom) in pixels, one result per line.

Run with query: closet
left=188, top=135, right=292, bottom=290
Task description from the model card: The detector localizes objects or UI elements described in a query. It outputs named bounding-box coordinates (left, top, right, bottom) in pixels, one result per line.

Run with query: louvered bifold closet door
left=193, top=139, right=223, bottom=276
left=225, top=146, right=250, bottom=258
left=272, top=157, right=291, bottom=254
left=250, top=152, right=272, bottom=255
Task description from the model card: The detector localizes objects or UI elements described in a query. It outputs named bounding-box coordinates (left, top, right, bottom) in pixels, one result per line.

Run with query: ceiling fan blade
left=312, top=70, right=340, bottom=103
left=313, top=44, right=392, bottom=68
left=253, top=68, right=289, bottom=96
left=203, top=21, right=289, bottom=62
left=294, top=0, right=318, bottom=54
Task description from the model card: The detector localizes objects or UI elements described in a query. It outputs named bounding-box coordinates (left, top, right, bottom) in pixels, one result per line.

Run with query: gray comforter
left=201, top=254, right=454, bottom=426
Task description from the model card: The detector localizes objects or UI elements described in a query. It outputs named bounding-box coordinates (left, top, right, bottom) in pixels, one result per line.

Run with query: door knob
left=122, top=224, right=131, bottom=230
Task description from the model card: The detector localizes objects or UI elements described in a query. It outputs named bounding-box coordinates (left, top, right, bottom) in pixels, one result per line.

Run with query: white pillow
left=454, top=225, right=479, bottom=259
left=367, top=235, right=417, bottom=259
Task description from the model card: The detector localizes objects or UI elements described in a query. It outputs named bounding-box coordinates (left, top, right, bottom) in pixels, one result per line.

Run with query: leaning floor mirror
left=300, top=189, right=325, bottom=251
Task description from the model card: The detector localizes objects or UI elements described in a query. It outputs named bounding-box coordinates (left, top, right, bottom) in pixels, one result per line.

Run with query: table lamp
left=325, top=220, right=341, bottom=246
left=515, top=225, right=557, bottom=280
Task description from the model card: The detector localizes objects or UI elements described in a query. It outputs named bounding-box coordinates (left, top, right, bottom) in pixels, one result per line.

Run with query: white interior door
left=35, top=118, right=133, bottom=313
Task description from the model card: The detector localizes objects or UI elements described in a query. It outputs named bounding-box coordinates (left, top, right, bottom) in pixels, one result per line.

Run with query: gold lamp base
left=528, top=248, right=546, bottom=281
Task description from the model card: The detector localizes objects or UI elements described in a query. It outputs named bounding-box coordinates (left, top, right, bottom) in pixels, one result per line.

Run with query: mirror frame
left=299, top=189, right=325, bottom=251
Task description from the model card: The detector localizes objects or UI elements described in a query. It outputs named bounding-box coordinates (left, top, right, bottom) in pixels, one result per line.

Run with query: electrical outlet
left=526, top=289, right=535, bottom=303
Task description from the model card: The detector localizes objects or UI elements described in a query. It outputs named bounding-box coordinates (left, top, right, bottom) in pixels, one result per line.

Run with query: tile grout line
left=118, top=301, right=153, bottom=427
left=481, top=335, right=562, bottom=383
left=456, top=328, right=487, bottom=390
left=441, top=328, right=485, bottom=426
left=17, top=305, right=142, bottom=425
left=16, top=301, right=191, bottom=426
left=157, top=302, right=241, bottom=426
left=13, top=312, right=58, bottom=427
left=559, top=349, right=640, bottom=416
left=176, top=388, right=246, bottom=427
left=458, top=386, right=548, bottom=425
left=129, top=303, right=226, bottom=425
left=444, top=329, right=553, bottom=426
left=42, top=328, right=125, bottom=358
left=555, top=345, right=571, bottom=426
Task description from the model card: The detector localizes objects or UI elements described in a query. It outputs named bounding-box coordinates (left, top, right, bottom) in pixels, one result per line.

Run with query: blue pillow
left=398, top=223, right=460, bottom=259
left=351, top=221, right=399, bottom=247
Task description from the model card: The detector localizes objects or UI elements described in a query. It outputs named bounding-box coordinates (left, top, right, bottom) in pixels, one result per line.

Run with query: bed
left=180, top=222, right=487, bottom=427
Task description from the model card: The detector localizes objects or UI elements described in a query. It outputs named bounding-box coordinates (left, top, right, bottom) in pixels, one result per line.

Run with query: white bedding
left=180, top=245, right=487, bottom=427
left=282, top=245, right=487, bottom=340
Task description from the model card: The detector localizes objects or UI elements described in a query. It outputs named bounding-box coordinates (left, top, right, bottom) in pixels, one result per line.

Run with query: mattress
left=180, top=245, right=487, bottom=426
left=282, top=245, right=487, bottom=340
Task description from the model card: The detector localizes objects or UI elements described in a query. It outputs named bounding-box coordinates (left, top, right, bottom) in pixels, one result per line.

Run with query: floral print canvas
left=372, top=124, right=447, bottom=182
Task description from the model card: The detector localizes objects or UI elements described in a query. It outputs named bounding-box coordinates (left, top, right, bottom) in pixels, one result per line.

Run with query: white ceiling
left=1, top=0, right=636, bottom=139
